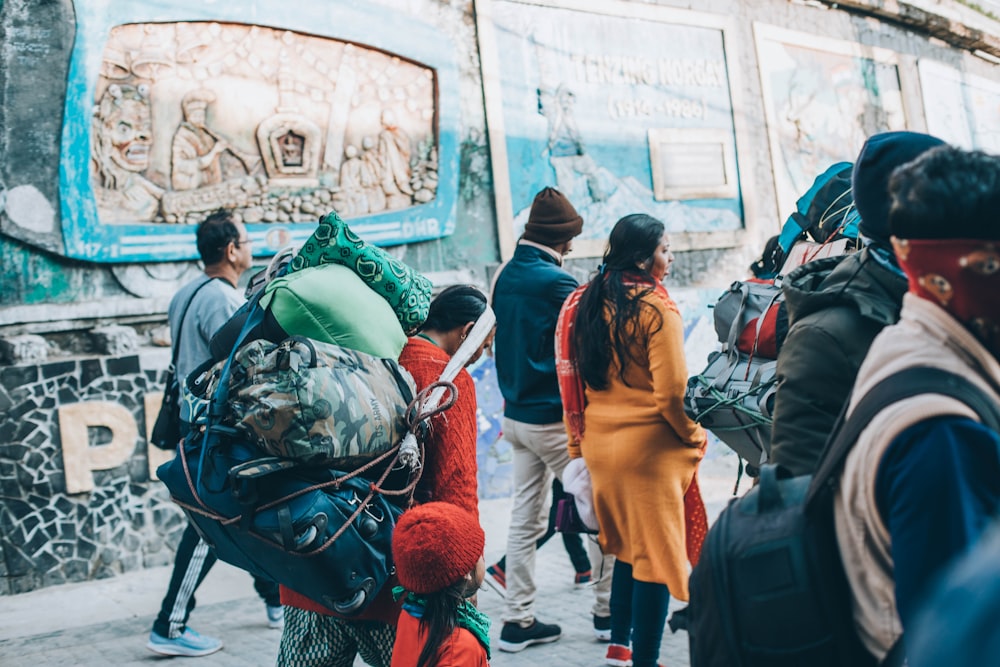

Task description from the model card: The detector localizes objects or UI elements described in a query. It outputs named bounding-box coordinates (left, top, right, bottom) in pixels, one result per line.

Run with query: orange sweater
left=390, top=610, right=489, bottom=667
left=281, top=337, right=481, bottom=622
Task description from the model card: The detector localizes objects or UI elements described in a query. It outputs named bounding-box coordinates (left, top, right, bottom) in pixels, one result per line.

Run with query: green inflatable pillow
left=260, top=263, right=407, bottom=360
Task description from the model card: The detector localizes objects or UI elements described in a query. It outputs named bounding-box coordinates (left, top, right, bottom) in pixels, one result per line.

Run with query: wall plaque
left=649, top=128, right=737, bottom=201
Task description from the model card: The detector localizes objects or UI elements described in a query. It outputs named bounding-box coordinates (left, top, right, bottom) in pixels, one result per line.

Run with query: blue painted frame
left=61, top=1, right=461, bottom=262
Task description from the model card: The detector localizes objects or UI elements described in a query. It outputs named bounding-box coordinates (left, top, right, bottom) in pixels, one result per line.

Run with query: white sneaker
left=266, top=604, right=284, bottom=629
left=146, top=628, right=223, bottom=657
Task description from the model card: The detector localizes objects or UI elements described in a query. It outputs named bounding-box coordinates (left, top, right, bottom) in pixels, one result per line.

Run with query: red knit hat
left=523, top=187, right=584, bottom=246
left=392, top=503, right=485, bottom=594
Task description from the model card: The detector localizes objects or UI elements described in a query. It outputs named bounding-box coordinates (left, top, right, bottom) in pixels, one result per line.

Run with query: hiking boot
left=593, top=614, right=612, bottom=642
left=497, top=619, right=562, bottom=652
left=266, top=604, right=284, bottom=629
left=605, top=643, right=633, bottom=667
left=483, top=562, right=506, bottom=595
left=146, top=628, right=223, bottom=657
left=574, top=569, right=593, bottom=588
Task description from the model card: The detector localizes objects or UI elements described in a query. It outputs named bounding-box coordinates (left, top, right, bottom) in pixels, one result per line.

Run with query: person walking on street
left=492, top=187, right=613, bottom=652
left=390, top=502, right=491, bottom=667
left=557, top=214, right=706, bottom=667
left=147, top=210, right=283, bottom=657
left=276, top=285, right=493, bottom=667
left=834, top=145, right=1000, bottom=663
left=770, top=132, right=945, bottom=476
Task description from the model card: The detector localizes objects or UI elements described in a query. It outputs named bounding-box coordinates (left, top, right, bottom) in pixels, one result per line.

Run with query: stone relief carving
left=91, top=83, right=164, bottom=222
left=90, top=22, right=439, bottom=225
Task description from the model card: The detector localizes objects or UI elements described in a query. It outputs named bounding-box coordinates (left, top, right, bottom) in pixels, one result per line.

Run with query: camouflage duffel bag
left=207, top=335, right=417, bottom=466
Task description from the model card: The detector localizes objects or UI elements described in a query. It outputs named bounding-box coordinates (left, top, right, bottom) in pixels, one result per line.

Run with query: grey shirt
left=167, top=275, right=242, bottom=421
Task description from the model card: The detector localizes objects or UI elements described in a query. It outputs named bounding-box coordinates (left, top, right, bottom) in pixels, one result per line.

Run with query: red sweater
left=390, top=610, right=489, bottom=667
left=280, top=337, right=481, bottom=622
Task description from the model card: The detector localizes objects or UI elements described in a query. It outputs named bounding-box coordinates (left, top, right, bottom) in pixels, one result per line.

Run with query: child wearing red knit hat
left=391, top=502, right=489, bottom=667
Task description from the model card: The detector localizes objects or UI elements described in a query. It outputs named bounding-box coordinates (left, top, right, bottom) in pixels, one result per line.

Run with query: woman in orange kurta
left=558, top=214, right=706, bottom=667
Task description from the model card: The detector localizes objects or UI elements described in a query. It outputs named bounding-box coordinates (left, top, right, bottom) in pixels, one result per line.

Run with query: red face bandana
left=892, top=237, right=1000, bottom=355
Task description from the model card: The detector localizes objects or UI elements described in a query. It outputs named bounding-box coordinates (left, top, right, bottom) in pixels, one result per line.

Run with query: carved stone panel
left=89, top=22, right=437, bottom=226
left=59, top=4, right=463, bottom=262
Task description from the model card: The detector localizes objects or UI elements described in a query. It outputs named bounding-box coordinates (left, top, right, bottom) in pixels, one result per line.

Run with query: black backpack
left=688, top=366, right=1000, bottom=667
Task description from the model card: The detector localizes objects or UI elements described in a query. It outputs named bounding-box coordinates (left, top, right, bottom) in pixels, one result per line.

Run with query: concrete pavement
left=0, top=451, right=742, bottom=666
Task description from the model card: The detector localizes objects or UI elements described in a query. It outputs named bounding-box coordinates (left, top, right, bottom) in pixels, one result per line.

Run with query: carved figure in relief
left=171, top=90, right=259, bottom=191
left=361, top=136, right=387, bottom=213
left=91, top=84, right=164, bottom=221
left=278, top=131, right=305, bottom=168
left=377, top=110, right=415, bottom=210
left=334, top=144, right=370, bottom=216
left=538, top=85, right=606, bottom=202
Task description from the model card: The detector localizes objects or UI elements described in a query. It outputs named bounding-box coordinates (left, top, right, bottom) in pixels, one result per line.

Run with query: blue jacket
left=493, top=241, right=578, bottom=424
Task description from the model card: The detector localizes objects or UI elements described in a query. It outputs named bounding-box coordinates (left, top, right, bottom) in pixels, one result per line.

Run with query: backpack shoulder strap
left=806, top=366, right=1000, bottom=508
left=170, top=276, right=219, bottom=367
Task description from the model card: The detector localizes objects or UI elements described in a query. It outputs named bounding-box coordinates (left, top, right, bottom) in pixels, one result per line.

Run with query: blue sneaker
left=146, top=628, right=223, bottom=657
left=266, top=604, right=284, bottom=629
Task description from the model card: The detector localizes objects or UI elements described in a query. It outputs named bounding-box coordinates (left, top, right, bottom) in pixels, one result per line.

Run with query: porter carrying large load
left=159, top=213, right=494, bottom=615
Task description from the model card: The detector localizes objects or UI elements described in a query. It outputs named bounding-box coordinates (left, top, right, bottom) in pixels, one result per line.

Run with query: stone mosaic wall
left=0, top=355, right=188, bottom=594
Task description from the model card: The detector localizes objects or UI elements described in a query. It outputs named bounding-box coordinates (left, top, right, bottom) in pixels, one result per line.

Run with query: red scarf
left=555, top=273, right=706, bottom=564
left=894, top=238, right=1000, bottom=356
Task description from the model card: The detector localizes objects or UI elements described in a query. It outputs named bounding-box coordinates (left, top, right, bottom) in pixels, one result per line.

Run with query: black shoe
left=498, top=619, right=562, bottom=652
left=593, top=614, right=612, bottom=642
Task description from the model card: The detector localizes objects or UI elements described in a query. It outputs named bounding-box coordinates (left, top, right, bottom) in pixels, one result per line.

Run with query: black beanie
left=852, top=131, right=945, bottom=247
left=523, top=187, right=583, bottom=246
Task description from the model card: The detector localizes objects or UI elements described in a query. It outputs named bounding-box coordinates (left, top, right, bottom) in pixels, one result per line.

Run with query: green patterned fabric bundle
left=291, top=211, right=432, bottom=332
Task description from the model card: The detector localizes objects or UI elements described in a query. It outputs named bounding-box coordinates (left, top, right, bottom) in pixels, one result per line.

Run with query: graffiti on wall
left=60, top=2, right=462, bottom=263
left=919, top=59, right=1000, bottom=153
left=484, top=1, right=745, bottom=257
left=754, top=24, right=908, bottom=222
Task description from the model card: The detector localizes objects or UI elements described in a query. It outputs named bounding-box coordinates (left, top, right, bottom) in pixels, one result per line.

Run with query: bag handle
left=805, top=366, right=1000, bottom=511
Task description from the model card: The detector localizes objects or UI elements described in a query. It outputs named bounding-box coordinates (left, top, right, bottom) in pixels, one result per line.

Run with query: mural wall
left=61, top=3, right=461, bottom=262
left=0, top=0, right=486, bottom=313
left=483, top=1, right=748, bottom=258
left=755, top=24, right=909, bottom=223
left=919, top=59, right=1000, bottom=152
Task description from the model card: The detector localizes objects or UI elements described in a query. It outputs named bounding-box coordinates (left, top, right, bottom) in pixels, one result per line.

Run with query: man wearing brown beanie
left=491, top=187, right=607, bottom=651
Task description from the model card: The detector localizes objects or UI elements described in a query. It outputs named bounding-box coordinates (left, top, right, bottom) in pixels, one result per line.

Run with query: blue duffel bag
left=157, top=426, right=410, bottom=615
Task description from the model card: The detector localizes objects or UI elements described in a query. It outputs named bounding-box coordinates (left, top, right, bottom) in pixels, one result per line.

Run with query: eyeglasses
left=233, top=237, right=252, bottom=248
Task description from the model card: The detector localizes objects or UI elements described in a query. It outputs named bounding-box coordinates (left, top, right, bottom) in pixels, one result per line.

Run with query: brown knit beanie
left=523, top=187, right=584, bottom=245
left=392, top=502, right=485, bottom=594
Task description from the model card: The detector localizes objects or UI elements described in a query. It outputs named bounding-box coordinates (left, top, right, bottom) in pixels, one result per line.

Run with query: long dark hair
left=415, top=578, right=473, bottom=667
left=419, top=285, right=487, bottom=333
left=574, top=214, right=665, bottom=391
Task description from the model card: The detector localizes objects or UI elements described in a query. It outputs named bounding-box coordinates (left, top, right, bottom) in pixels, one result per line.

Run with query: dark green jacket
left=769, top=248, right=907, bottom=476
